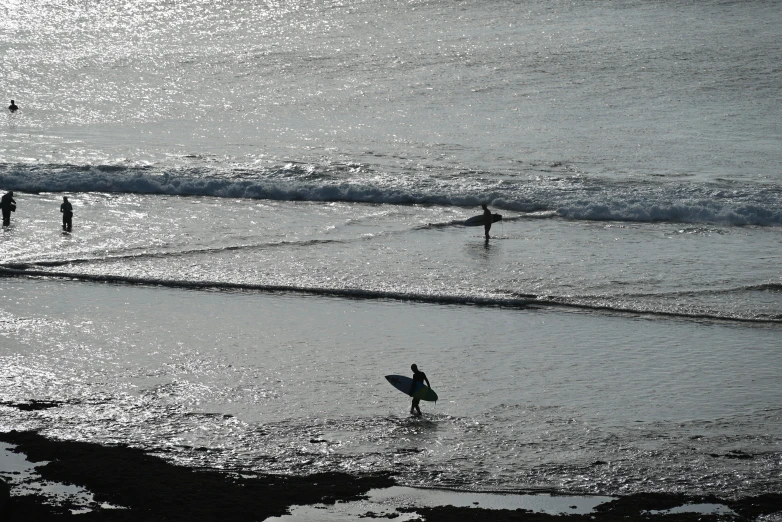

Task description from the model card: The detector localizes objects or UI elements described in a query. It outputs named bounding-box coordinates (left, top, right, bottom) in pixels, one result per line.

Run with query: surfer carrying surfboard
left=481, top=204, right=492, bottom=239
left=410, top=364, right=431, bottom=416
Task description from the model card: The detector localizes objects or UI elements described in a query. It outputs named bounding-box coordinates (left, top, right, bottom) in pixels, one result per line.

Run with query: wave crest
left=2, top=163, right=781, bottom=227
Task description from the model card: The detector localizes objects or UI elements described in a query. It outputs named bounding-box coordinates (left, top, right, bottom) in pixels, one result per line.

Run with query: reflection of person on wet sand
left=409, top=364, right=431, bottom=416
left=482, top=203, right=492, bottom=239
left=60, top=196, right=73, bottom=232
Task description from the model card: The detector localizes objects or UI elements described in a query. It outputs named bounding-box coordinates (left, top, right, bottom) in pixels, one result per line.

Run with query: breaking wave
left=2, top=162, right=782, bottom=227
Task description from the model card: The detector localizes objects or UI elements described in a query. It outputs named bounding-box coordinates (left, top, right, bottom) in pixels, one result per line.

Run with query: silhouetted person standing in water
left=1, top=191, right=16, bottom=227
left=60, top=196, right=73, bottom=232
left=8, top=100, right=18, bottom=112
left=482, top=203, right=492, bottom=239
left=409, top=364, right=431, bottom=416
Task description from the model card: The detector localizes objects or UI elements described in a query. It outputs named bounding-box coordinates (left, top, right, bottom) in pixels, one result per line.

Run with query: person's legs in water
left=411, top=397, right=422, bottom=416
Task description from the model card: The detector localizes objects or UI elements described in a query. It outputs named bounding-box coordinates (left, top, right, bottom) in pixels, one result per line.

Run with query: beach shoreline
left=3, top=0, right=780, bottom=518
left=1, top=428, right=779, bottom=521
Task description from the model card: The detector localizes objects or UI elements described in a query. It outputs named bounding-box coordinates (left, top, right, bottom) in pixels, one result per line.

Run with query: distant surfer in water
left=60, top=196, right=73, bottom=232
left=8, top=100, right=18, bottom=112
left=409, top=364, right=431, bottom=416
left=1, top=191, right=16, bottom=227
left=482, top=203, right=492, bottom=239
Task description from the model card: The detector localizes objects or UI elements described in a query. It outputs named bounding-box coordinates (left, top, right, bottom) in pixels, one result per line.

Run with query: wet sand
left=1, top=428, right=780, bottom=521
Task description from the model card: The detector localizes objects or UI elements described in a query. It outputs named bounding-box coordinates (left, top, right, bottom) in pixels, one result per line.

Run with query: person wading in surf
left=1, top=191, right=16, bottom=227
left=409, top=364, right=431, bottom=416
left=60, top=196, right=73, bottom=232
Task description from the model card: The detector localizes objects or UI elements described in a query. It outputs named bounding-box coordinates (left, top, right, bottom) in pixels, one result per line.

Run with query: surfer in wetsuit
left=8, top=100, right=18, bottom=112
left=409, top=364, right=431, bottom=416
left=482, top=203, right=492, bottom=239
left=1, top=191, right=16, bottom=227
left=60, top=196, right=73, bottom=232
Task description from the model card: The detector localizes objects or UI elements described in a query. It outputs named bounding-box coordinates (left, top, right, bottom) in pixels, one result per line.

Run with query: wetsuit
left=0, top=193, right=15, bottom=227
left=61, top=200, right=73, bottom=231
left=483, top=206, right=492, bottom=238
left=410, top=368, right=429, bottom=415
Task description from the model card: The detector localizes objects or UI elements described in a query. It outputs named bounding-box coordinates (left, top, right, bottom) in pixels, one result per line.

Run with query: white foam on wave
left=2, top=163, right=781, bottom=227
left=556, top=199, right=782, bottom=226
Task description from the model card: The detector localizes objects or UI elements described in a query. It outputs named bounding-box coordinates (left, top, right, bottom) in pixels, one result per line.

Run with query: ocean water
left=1, top=0, right=781, bottom=503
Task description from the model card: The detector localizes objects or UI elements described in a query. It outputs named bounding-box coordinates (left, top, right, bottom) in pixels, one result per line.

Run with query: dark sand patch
left=0, top=430, right=780, bottom=521
left=0, top=430, right=393, bottom=521
left=0, top=401, right=67, bottom=412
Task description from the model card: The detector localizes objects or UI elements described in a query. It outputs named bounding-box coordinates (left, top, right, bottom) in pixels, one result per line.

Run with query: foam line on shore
left=0, top=238, right=347, bottom=269
left=2, top=266, right=780, bottom=324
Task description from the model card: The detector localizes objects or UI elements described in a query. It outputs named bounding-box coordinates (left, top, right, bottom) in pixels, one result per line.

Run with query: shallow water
left=1, top=0, right=780, bottom=506
left=0, top=441, right=100, bottom=512
left=1, top=279, right=779, bottom=498
left=266, top=486, right=616, bottom=520
left=3, top=194, right=781, bottom=322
